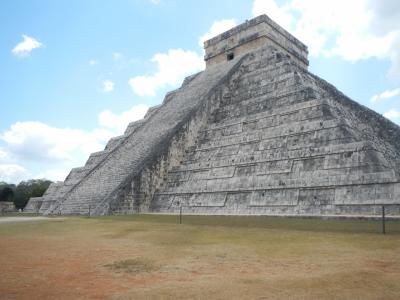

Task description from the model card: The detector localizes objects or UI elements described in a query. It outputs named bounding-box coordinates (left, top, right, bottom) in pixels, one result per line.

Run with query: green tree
left=14, top=182, right=31, bottom=209
left=13, top=179, right=52, bottom=210
left=0, top=182, right=16, bottom=193
left=0, top=187, right=14, bottom=202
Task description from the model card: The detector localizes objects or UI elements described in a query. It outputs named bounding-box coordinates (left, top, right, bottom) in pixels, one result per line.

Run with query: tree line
left=0, top=179, right=52, bottom=210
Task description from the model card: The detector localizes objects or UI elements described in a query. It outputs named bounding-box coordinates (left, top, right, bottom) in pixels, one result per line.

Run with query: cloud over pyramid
left=26, top=15, right=400, bottom=217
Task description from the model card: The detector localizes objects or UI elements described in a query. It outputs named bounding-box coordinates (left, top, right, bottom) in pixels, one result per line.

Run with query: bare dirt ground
left=0, top=215, right=399, bottom=300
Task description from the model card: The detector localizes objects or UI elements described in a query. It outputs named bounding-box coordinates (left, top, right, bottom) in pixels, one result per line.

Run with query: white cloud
left=103, top=80, right=114, bottom=92
left=34, top=168, right=70, bottom=182
left=113, top=52, right=123, bottom=60
left=127, top=19, right=239, bottom=97
left=0, top=148, right=10, bottom=163
left=251, top=0, right=400, bottom=77
left=370, top=88, right=400, bottom=103
left=384, top=109, right=400, bottom=119
left=128, top=49, right=204, bottom=97
left=98, top=104, right=149, bottom=133
left=0, top=164, right=31, bottom=183
left=198, top=19, right=238, bottom=47
left=1, top=122, right=114, bottom=162
left=252, top=0, right=293, bottom=30
left=89, top=59, right=98, bottom=66
left=12, top=35, right=43, bottom=57
left=0, top=104, right=150, bottom=183
left=150, top=0, right=160, bottom=4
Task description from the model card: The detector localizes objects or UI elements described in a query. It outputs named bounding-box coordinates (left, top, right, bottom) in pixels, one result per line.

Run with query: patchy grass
left=0, top=214, right=399, bottom=299
left=104, top=259, right=157, bottom=274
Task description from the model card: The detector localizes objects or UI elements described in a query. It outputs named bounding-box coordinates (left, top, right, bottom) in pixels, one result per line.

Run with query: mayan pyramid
left=25, top=15, right=400, bottom=217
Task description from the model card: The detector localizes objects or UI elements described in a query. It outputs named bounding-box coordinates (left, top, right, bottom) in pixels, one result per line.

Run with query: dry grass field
left=0, top=214, right=400, bottom=300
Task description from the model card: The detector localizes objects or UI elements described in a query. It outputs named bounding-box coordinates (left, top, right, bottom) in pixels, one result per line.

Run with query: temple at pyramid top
left=204, top=14, right=309, bottom=69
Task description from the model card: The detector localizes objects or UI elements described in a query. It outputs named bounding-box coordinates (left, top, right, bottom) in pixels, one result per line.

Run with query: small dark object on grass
left=104, top=258, right=157, bottom=274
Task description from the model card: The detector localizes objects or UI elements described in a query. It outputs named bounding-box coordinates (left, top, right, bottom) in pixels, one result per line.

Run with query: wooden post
left=179, top=206, right=182, bottom=224
left=382, top=205, right=386, bottom=234
left=88, top=205, right=91, bottom=218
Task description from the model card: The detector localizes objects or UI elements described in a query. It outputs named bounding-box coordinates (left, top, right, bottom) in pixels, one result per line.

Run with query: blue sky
left=1, top=0, right=400, bottom=183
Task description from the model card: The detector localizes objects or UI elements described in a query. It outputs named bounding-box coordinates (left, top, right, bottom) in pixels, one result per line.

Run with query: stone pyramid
left=25, top=15, right=400, bottom=217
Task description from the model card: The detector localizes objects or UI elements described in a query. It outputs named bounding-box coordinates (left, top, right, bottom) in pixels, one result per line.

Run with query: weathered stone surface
left=204, top=15, right=308, bottom=68
left=26, top=14, right=400, bottom=216
left=0, top=202, right=15, bottom=213
left=23, top=197, right=41, bottom=212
